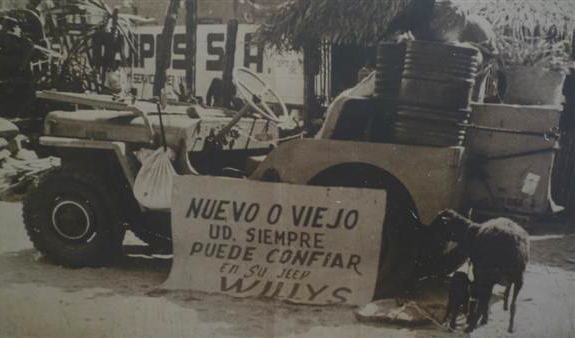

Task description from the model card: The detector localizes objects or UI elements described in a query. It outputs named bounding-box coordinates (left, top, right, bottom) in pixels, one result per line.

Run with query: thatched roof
left=256, top=0, right=412, bottom=51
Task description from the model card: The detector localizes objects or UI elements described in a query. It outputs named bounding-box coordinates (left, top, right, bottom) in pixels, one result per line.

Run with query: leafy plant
left=496, top=36, right=571, bottom=69
left=36, top=0, right=139, bottom=92
left=453, top=0, right=575, bottom=68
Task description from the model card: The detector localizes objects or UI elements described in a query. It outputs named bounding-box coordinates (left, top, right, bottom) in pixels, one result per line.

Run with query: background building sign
left=164, top=176, right=387, bottom=305
left=123, top=24, right=304, bottom=105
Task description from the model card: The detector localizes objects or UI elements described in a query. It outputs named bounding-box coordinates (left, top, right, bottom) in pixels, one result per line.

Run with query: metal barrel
left=395, top=105, right=470, bottom=123
left=375, top=42, right=406, bottom=99
left=399, top=40, right=480, bottom=111
left=392, top=105, right=470, bottom=147
left=373, top=40, right=479, bottom=147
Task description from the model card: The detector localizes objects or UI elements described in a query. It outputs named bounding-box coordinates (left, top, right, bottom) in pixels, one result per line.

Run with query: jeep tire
left=23, top=168, right=125, bottom=267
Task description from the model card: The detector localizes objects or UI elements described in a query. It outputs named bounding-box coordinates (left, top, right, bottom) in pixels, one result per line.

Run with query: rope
left=460, top=123, right=559, bottom=140
left=402, top=301, right=452, bottom=332
left=275, top=132, right=306, bottom=143
left=477, top=147, right=557, bottom=161
left=233, top=126, right=305, bottom=147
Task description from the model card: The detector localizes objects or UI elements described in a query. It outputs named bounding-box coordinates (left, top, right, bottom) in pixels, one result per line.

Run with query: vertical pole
left=185, top=0, right=197, bottom=98
left=233, top=0, right=239, bottom=20
left=153, top=0, right=180, bottom=97
left=222, top=19, right=238, bottom=108
left=101, top=8, right=119, bottom=86
left=303, top=40, right=320, bottom=133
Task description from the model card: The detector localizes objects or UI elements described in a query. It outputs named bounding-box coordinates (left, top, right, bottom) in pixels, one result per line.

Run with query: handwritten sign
left=163, top=176, right=386, bottom=305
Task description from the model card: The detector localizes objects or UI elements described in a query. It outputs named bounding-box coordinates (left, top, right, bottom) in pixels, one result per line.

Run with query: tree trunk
left=185, top=0, right=197, bottom=98
left=222, top=19, right=239, bottom=108
left=153, top=0, right=180, bottom=97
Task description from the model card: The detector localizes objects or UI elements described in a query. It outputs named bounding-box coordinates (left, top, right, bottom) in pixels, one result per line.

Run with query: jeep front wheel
left=23, top=168, right=125, bottom=267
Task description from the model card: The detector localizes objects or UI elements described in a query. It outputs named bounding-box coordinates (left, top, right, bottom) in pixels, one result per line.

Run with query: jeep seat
left=43, top=109, right=197, bottom=145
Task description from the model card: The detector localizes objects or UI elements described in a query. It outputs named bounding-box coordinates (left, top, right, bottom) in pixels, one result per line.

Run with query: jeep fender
left=250, top=139, right=466, bottom=223
left=39, top=136, right=137, bottom=187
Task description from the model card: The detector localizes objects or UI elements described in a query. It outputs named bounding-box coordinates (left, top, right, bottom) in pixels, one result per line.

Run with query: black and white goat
left=431, top=210, right=530, bottom=333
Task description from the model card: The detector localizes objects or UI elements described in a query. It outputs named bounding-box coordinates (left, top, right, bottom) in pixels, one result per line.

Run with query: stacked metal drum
left=375, top=40, right=481, bottom=147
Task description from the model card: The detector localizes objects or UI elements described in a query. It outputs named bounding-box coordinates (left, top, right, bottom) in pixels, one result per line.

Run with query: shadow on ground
left=0, top=244, right=462, bottom=338
left=0, top=246, right=171, bottom=294
left=529, top=234, right=575, bottom=272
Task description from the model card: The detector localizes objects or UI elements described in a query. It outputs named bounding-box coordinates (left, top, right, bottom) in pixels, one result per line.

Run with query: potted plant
left=455, top=0, right=575, bottom=105
left=497, top=36, right=571, bottom=105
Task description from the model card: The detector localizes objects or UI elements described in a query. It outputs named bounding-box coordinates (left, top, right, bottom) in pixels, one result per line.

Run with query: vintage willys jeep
left=24, top=68, right=289, bottom=267
left=23, top=42, right=560, bottom=298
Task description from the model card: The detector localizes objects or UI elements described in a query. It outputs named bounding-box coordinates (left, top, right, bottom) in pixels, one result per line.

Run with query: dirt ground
left=0, top=201, right=573, bottom=338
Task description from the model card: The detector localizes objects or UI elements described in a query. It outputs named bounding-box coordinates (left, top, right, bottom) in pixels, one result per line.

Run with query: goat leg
left=467, top=297, right=477, bottom=324
left=465, top=303, right=479, bottom=333
left=466, top=284, right=492, bottom=332
left=443, top=300, right=452, bottom=323
left=508, top=280, right=523, bottom=333
left=449, top=309, right=458, bottom=329
left=468, top=283, right=478, bottom=325
left=480, top=303, right=489, bottom=325
left=503, top=285, right=511, bottom=311
left=479, top=284, right=494, bottom=325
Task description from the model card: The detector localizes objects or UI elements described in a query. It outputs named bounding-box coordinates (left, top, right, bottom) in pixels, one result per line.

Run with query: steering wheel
left=233, top=67, right=288, bottom=123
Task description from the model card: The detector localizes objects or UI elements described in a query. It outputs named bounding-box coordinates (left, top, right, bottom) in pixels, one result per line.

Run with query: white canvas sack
left=133, top=147, right=176, bottom=210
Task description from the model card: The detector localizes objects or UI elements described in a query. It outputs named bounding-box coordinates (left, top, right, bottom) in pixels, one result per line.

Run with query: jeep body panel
left=250, top=139, right=466, bottom=223
left=43, top=110, right=278, bottom=153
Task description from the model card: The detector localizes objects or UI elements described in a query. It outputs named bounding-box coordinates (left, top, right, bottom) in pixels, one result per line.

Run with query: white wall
left=122, top=24, right=304, bottom=105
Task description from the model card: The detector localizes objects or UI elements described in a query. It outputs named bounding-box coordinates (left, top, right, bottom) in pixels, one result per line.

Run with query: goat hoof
left=465, top=326, right=475, bottom=333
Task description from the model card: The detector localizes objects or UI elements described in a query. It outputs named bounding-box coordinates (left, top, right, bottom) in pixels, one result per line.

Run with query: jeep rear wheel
left=307, top=163, right=420, bottom=299
left=23, top=168, right=125, bottom=267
